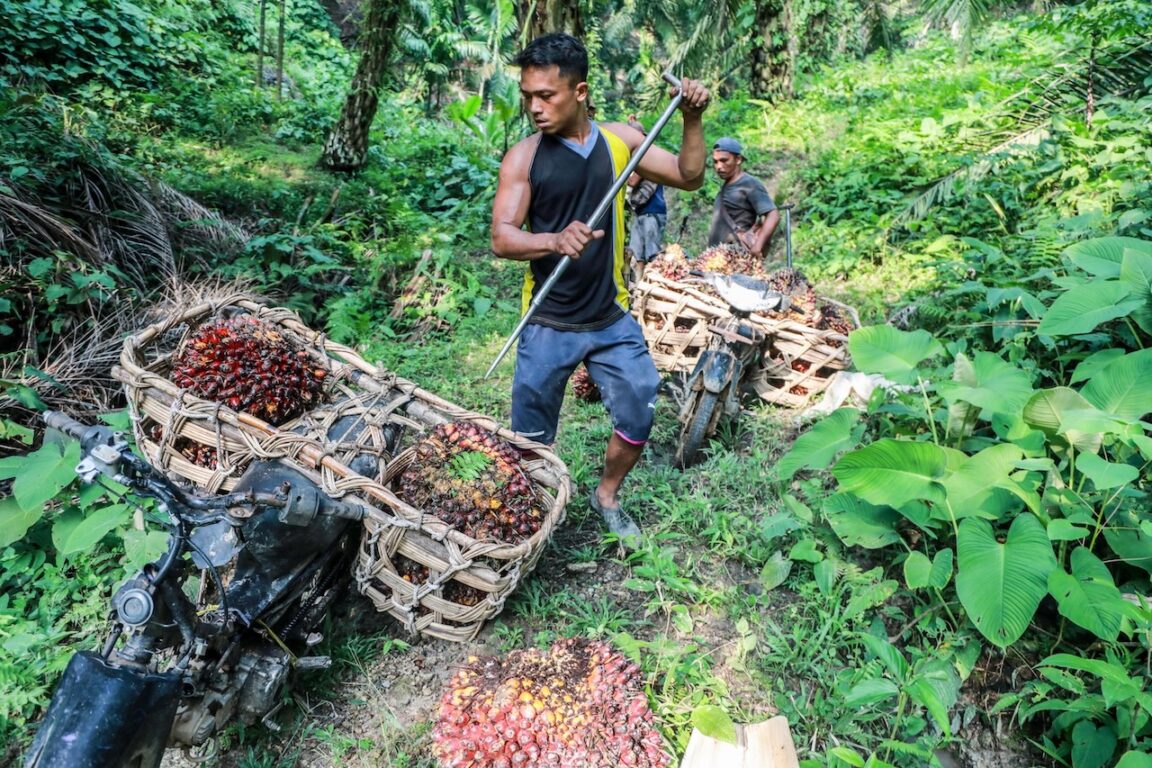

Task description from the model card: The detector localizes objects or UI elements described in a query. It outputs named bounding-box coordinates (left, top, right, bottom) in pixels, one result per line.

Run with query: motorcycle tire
left=675, top=389, right=723, bottom=469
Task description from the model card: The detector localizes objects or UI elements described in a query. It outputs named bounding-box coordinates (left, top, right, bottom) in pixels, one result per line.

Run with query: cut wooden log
left=680, top=716, right=800, bottom=768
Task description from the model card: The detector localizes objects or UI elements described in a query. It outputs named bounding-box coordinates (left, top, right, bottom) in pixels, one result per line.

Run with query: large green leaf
left=1070, top=348, right=1126, bottom=384
left=847, top=326, right=944, bottom=386
left=823, top=493, right=901, bottom=549
left=1075, top=451, right=1139, bottom=491
left=776, top=408, right=862, bottom=480
left=1065, top=237, right=1152, bottom=278
left=0, top=496, right=44, bottom=548
left=1080, top=349, right=1152, bottom=421
left=1037, top=281, right=1142, bottom=336
left=0, top=440, right=81, bottom=513
left=52, top=504, right=130, bottom=558
left=937, top=351, right=1034, bottom=416
left=942, top=443, right=1038, bottom=519
left=956, top=515, right=1057, bottom=648
left=1047, top=547, right=1126, bottom=642
left=1120, top=248, right=1152, bottom=335
left=833, top=440, right=948, bottom=508
left=1023, top=388, right=1110, bottom=454
left=1070, top=720, right=1117, bottom=768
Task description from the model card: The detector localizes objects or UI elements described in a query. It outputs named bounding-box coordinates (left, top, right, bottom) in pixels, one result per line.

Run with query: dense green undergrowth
left=3, top=0, right=1152, bottom=765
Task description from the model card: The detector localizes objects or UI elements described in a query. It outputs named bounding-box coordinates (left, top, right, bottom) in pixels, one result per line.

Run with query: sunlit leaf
left=833, top=439, right=948, bottom=508
left=956, top=515, right=1056, bottom=648
left=776, top=408, right=862, bottom=480
left=691, top=704, right=736, bottom=744
left=1037, top=281, right=1141, bottom=336
left=937, top=351, right=1033, bottom=415
left=848, top=326, right=944, bottom=385
left=1080, top=349, right=1152, bottom=421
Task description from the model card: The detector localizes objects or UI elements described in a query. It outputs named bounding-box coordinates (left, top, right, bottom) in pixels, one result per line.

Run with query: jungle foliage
left=2, top=0, right=1152, bottom=765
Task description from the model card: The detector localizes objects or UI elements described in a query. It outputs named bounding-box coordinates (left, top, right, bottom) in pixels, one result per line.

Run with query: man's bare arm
left=745, top=209, right=780, bottom=256
left=609, top=78, right=710, bottom=191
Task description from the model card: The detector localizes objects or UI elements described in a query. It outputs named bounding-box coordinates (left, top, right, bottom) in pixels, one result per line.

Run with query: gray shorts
left=511, top=313, right=661, bottom=445
left=629, top=213, right=667, bottom=263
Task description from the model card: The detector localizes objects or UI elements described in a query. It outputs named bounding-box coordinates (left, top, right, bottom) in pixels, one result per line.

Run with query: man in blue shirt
left=626, top=116, right=668, bottom=279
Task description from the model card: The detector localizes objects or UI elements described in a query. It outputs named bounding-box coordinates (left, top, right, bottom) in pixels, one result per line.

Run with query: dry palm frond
left=0, top=190, right=99, bottom=261
left=0, top=276, right=266, bottom=434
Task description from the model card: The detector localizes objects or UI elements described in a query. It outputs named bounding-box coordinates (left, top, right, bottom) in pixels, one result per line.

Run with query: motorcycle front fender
left=25, top=651, right=180, bottom=768
left=698, top=350, right=737, bottom=393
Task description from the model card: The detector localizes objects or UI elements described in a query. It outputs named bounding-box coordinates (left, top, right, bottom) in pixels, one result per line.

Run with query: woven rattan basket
left=357, top=426, right=568, bottom=642
left=631, top=272, right=857, bottom=407
left=114, top=294, right=571, bottom=641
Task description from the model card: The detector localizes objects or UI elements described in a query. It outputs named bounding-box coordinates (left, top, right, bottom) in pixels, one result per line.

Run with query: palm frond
left=0, top=191, right=98, bottom=261
left=892, top=36, right=1151, bottom=227
left=890, top=125, right=1050, bottom=229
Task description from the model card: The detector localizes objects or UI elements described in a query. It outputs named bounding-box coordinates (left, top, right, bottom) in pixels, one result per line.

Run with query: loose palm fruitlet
left=432, top=637, right=671, bottom=768
left=398, top=421, right=542, bottom=544
left=170, top=315, right=328, bottom=426
left=569, top=366, right=601, bottom=402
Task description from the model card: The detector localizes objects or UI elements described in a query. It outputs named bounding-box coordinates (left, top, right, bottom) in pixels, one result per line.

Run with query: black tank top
left=523, top=126, right=630, bottom=330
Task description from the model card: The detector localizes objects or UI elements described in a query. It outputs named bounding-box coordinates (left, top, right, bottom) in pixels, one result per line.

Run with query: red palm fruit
left=170, top=314, right=328, bottom=426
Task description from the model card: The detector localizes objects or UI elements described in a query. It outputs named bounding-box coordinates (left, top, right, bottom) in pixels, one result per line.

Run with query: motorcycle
left=24, top=408, right=395, bottom=767
left=674, top=272, right=785, bottom=468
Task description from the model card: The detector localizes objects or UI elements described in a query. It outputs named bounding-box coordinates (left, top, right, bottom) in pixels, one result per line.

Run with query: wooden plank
left=680, top=716, right=800, bottom=768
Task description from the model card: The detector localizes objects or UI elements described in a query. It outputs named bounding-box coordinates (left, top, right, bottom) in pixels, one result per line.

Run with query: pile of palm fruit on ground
left=433, top=637, right=671, bottom=768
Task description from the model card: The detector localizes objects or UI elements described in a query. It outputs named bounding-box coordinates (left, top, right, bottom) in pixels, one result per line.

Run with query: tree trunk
left=750, top=0, right=793, bottom=102
left=256, top=0, right=266, bottom=89
left=318, top=0, right=404, bottom=173
left=276, top=0, right=286, bottom=99
left=516, top=0, right=584, bottom=41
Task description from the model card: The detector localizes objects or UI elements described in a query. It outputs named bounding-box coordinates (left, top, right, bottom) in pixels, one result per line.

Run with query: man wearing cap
left=708, top=137, right=779, bottom=258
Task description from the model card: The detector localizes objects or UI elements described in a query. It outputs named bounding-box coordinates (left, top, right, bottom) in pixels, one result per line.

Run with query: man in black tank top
left=491, top=32, right=711, bottom=545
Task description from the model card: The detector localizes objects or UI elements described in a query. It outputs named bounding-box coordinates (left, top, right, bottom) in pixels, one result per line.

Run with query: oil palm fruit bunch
left=816, top=301, right=854, bottom=340
left=393, top=554, right=486, bottom=610
left=170, top=314, right=328, bottom=426
left=398, top=421, right=541, bottom=544
left=432, top=637, right=671, bottom=768
left=646, top=243, right=691, bottom=281
left=765, top=267, right=811, bottom=296
left=569, top=365, right=601, bottom=402
left=699, top=243, right=766, bottom=277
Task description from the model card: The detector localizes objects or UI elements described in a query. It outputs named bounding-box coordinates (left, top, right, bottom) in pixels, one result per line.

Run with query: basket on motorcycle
left=748, top=317, right=853, bottom=408
left=355, top=405, right=570, bottom=643
left=114, top=294, right=410, bottom=494
left=632, top=272, right=859, bottom=408
left=116, top=293, right=571, bottom=642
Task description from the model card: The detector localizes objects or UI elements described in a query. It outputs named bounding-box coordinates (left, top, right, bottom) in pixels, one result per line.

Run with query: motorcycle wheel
left=675, top=389, right=723, bottom=469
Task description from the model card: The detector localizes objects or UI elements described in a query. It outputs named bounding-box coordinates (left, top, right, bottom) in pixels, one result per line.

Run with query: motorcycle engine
left=170, top=644, right=292, bottom=746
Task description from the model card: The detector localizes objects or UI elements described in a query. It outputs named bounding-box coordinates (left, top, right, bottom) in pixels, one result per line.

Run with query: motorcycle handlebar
left=43, top=411, right=90, bottom=440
